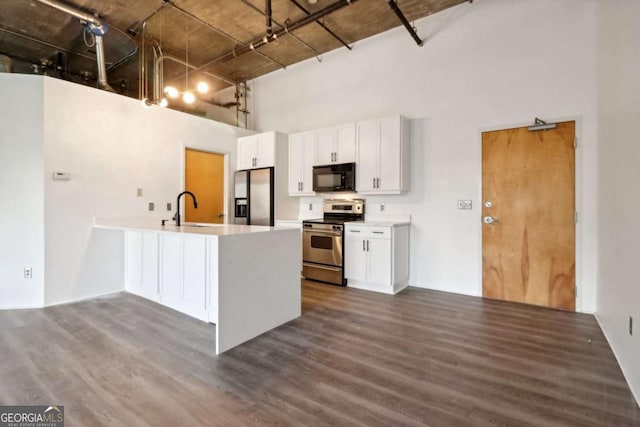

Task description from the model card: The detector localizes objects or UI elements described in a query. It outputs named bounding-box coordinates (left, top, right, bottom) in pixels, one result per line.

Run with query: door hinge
left=574, top=211, right=578, bottom=224
left=575, top=286, right=578, bottom=298
left=574, top=137, right=577, bottom=149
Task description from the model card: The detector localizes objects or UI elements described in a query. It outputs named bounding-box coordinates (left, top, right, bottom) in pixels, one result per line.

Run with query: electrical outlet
left=630, top=316, right=633, bottom=336
left=167, top=202, right=172, bottom=211
left=309, top=203, right=313, bottom=211
left=457, top=200, right=472, bottom=210
left=137, top=188, right=143, bottom=197
left=148, top=202, right=154, bottom=211
left=24, top=267, right=32, bottom=279
left=380, top=203, right=385, bottom=212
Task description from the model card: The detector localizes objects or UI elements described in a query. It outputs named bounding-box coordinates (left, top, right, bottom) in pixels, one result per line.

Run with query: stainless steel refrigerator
left=234, top=167, right=275, bottom=226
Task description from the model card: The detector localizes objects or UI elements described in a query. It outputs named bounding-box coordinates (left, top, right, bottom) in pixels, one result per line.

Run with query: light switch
left=148, top=202, right=154, bottom=211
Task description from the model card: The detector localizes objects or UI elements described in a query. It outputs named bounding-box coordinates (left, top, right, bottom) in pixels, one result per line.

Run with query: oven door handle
left=303, top=229, right=342, bottom=237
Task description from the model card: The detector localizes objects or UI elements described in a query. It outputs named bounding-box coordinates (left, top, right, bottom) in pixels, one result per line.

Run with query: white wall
left=0, top=74, right=253, bottom=307
left=251, top=0, right=599, bottom=311
left=596, top=0, right=640, bottom=404
left=0, top=74, right=45, bottom=308
left=42, top=77, right=253, bottom=305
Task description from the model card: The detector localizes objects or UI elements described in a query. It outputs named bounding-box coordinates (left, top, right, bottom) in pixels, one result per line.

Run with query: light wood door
left=482, top=121, right=575, bottom=311
left=185, top=149, right=225, bottom=224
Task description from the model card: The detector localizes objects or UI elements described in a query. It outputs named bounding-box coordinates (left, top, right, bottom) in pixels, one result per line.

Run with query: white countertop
left=345, top=220, right=411, bottom=227
left=94, top=217, right=285, bottom=236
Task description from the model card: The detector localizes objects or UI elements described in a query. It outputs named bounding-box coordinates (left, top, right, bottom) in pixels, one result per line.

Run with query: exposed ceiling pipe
left=186, top=0, right=359, bottom=77
left=165, top=1, right=286, bottom=69
left=0, top=24, right=96, bottom=63
left=33, top=0, right=115, bottom=91
left=387, top=0, right=423, bottom=47
left=239, top=0, right=323, bottom=62
left=287, top=0, right=352, bottom=50
left=265, top=0, right=273, bottom=38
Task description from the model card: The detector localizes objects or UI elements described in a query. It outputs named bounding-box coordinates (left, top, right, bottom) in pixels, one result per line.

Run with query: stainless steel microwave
left=313, top=162, right=356, bottom=192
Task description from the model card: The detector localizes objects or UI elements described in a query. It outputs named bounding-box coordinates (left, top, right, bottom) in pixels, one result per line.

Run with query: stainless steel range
left=302, top=199, right=365, bottom=286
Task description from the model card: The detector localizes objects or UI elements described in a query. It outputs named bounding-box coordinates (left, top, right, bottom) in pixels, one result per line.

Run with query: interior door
left=482, top=121, right=576, bottom=311
left=185, top=149, right=225, bottom=224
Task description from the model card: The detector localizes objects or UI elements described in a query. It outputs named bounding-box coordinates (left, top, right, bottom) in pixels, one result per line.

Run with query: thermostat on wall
left=52, top=172, right=71, bottom=181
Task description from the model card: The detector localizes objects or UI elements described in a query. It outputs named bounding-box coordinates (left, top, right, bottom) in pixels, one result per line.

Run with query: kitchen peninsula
left=94, top=218, right=301, bottom=354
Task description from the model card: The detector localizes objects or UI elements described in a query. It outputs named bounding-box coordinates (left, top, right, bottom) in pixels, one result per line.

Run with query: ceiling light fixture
left=164, top=86, right=179, bottom=98
left=183, top=92, right=195, bottom=104
left=196, top=81, right=209, bottom=94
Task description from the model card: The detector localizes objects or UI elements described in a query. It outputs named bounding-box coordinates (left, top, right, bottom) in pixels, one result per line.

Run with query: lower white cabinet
left=160, top=234, right=209, bottom=322
left=125, top=231, right=160, bottom=302
left=344, top=224, right=409, bottom=294
left=125, top=231, right=210, bottom=322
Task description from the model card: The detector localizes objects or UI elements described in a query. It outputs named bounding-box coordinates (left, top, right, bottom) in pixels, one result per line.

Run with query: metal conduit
left=185, top=0, right=358, bottom=78
left=33, top=0, right=114, bottom=90
left=239, top=0, right=323, bottom=62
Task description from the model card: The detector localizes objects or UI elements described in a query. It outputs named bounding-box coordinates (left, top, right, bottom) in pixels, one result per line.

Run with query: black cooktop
left=303, top=216, right=364, bottom=226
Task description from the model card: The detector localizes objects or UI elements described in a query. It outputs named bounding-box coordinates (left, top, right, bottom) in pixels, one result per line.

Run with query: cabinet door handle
left=366, top=240, right=370, bottom=252
left=372, top=231, right=384, bottom=235
left=372, top=177, right=375, bottom=188
left=350, top=229, right=361, bottom=233
left=362, top=240, right=366, bottom=251
left=377, top=178, right=380, bottom=188
left=300, top=182, right=303, bottom=191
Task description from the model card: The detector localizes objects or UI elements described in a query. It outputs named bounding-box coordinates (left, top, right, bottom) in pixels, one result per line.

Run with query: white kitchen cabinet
left=125, top=231, right=209, bottom=321
left=344, top=223, right=409, bottom=294
left=159, top=234, right=208, bottom=322
left=356, top=116, right=410, bottom=194
left=315, top=123, right=356, bottom=165
left=288, top=131, right=316, bottom=196
left=237, top=131, right=276, bottom=170
left=125, top=231, right=159, bottom=301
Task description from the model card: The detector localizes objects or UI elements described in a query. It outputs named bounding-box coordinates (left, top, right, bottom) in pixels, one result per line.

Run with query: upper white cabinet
left=315, top=123, right=356, bottom=165
left=288, top=131, right=316, bottom=196
left=237, top=131, right=276, bottom=170
left=356, top=116, right=410, bottom=194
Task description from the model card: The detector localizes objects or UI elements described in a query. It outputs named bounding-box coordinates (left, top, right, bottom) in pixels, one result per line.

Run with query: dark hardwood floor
left=1, top=280, right=638, bottom=426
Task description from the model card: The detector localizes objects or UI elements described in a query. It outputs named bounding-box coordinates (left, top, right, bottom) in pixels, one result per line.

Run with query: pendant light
left=182, top=20, right=195, bottom=104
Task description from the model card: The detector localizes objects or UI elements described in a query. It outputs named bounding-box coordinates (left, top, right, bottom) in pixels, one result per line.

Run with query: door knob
left=483, top=216, right=498, bottom=224
left=217, top=213, right=225, bottom=218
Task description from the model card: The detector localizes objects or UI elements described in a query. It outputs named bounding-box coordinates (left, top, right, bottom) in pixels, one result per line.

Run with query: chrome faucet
left=174, top=191, right=198, bottom=226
